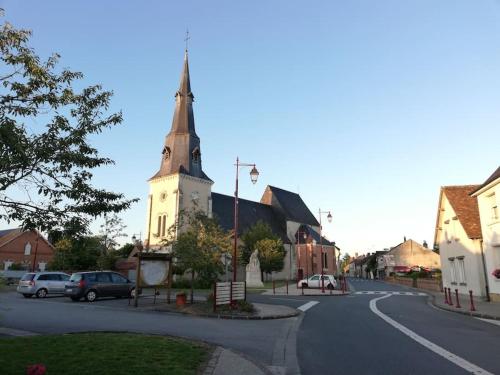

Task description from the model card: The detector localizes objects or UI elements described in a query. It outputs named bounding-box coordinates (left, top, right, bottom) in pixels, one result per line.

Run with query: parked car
left=17, top=272, right=71, bottom=298
left=64, top=271, right=136, bottom=302
left=297, top=274, right=337, bottom=289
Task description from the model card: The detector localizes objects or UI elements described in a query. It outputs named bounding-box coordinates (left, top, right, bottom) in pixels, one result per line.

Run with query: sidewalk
left=430, top=290, right=500, bottom=320
left=204, top=347, right=272, bottom=375
left=262, top=284, right=348, bottom=296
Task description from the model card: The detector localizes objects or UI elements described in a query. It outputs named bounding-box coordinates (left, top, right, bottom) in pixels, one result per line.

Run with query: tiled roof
left=295, top=224, right=336, bottom=247
left=471, top=166, right=500, bottom=195
left=0, top=228, right=22, bottom=248
left=442, top=185, right=482, bottom=239
left=211, top=192, right=290, bottom=243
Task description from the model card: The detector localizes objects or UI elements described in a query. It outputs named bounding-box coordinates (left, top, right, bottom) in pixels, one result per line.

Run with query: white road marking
left=297, top=301, right=319, bottom=312
left=477, top=318, right=500, bottom=327
left=271, top=297, right=309, bottom=302
left=370, top=294, right=493, bottom=375
left=355, top=291, right=427, bottom=296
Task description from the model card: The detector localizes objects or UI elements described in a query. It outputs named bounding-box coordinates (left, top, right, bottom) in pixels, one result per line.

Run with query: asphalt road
left=297, top=278, right=500, bottom=375
left=2, top=279, right=500, bottom=374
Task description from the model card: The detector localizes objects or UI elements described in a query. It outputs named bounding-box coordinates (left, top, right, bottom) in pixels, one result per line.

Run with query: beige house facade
left=434, top=185, right=486, bottom=298
left=471, top=167, right=500, bottom=301
left=384, top=239, right=440, bottom=275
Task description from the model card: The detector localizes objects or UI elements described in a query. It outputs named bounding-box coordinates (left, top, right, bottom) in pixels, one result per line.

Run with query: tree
left=240, top=221, right=278, bottom=265
left=255, top=238, right=286, bottom=279
left=48, top=236, right=101, bottom=271
left=116, top=242, right=135, bottom=258
left=0, top=16, right=138, bottom=234
left=98, top=214, right=127, bottom=254
left=340, top=253, right=351, bottom=273
left=172, top=211, right=232, bottom=303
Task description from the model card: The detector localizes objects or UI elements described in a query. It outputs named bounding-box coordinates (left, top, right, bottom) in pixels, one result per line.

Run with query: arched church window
left=192, top=147, right=200, bottom=163
left=161, top=215, right=167, bottom=237
left=157, top=216, right=162, bottom=237
left=162, top=146, right=171, bottom=160
left=24, top=242, right=32, bottom=256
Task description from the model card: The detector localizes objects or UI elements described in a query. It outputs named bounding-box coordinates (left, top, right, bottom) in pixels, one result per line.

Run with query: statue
left=246, top=249, right=264, bottom=287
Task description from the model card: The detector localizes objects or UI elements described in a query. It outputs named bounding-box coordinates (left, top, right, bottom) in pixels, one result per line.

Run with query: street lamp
left=318, top=209, right=332, bottom=293
left=233, top=157, right=259, bottom=282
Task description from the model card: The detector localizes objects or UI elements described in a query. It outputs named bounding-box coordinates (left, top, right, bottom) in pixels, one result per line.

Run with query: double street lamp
left=233, top=157, right=259, bottom=282
left=318, top=209, right=332, bottom=293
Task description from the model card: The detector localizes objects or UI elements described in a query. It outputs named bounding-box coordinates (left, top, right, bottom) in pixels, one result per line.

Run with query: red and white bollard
left=286, top=279, right=289, bottom=295
left=469, top=290, right=476, bottom=312
left=455, top=289, right=461, bottom=308
left=444, top=288, right=449, bottom=305
left=301, top=283, right=304, bottom=295
left=447, top=288, right=453, bottom=305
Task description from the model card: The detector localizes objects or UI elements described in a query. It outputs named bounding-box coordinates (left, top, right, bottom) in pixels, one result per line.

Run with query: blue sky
left=3, top=1, right=500, bottom=254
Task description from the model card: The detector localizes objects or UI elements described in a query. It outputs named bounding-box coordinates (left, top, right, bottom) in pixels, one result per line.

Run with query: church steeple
left=151, top=50, right=210, bottom=181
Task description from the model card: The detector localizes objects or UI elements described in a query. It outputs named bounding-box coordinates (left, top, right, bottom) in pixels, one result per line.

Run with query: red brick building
left=0, top=229, right=54, bottom=271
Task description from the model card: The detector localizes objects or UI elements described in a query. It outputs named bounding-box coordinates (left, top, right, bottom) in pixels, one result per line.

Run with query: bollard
left=301, top=283, right=304, bottom=295
left=469, top=290, right=476, bottom=312
left=444, top=288, right=449, bottom=305
left=447, top=288, right=453, bottom=305
left=455, top=289, right=461, bottom=308
left=286, top=279, right=288, bottom=295
left=273, top=280, right=275, bottom=295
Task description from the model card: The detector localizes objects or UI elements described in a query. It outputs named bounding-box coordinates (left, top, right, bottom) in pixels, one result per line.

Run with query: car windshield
left=21, top=273, right=35, bottom=281
left=69, top=274, right=82, bottom=282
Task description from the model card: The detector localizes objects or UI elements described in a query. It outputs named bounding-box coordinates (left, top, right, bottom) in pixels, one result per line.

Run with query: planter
left=176, top=293, right=187, bottom=307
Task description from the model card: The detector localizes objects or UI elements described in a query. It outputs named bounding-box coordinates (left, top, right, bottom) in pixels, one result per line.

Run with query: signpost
left=213, top=281, right=246, bottom=312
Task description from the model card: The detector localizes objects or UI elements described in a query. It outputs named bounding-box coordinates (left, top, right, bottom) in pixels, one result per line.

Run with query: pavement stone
left=430, top=290, right=500, bottom=320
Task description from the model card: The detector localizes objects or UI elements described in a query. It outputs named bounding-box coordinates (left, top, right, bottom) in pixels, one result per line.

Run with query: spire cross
left=184, top=29, right=190, bottom=51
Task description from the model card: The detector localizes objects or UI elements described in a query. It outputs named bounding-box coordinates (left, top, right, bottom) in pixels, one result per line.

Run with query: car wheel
left=85, top=290, right=97, bottom=302
left=327, top=283, right=334, bottom=290
left=70, top=297, right=80, bottom=302
left=301, top=283, right=308, bottom=288
left=130, top=288, right=136, bottom=298
left=22, top=294, right=33, bottom=298
left=36, top=288, right=48, bottom=298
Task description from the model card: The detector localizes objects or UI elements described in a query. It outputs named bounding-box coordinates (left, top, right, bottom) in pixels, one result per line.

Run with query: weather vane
left=184, top=29, right=190, bottom=51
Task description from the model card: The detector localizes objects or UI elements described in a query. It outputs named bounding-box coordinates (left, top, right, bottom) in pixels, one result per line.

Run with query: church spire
left=151, top=48, right=210, bottom=181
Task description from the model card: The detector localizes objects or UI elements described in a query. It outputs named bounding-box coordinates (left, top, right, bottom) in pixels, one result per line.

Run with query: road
left=1, top=279, right=500, bottom=374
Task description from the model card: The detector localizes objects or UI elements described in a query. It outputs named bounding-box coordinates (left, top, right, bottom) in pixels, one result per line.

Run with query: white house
left=471, top=167, right=500, bottom=302
left=434, top=185, right=486, bottom=298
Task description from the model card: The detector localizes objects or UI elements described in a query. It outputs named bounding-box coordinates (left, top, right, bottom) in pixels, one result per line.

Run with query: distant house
left=434, top=186, right=486, bottom=298
left=384, top=239, right=440, bottom=276
left=0, top=229, right=54, bottom=271
left=471, top=166, right=500, bottom=302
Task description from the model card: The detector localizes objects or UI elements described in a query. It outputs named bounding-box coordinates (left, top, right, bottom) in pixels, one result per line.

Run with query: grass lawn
left=0, top=333, right=211, bottom=375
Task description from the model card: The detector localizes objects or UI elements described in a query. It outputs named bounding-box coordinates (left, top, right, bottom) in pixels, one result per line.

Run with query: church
left=144, top=50, right=338, bottom=281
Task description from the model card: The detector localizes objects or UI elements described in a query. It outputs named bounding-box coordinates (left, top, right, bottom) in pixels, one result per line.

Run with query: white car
left=297, top=274, right=337, bottom=289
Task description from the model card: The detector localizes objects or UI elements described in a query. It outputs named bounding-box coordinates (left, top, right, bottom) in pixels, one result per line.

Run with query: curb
left=429, top=294, right=500, bottom=321
left=149, top=307, right=300, bottom=320
left=203, top=346, right=274, bottom=375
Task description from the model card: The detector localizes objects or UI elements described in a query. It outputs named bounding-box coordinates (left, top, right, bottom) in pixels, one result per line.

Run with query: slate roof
left=211, top=193, right=290, bottom=243
left=262, top=186, right=319, bottom=226
left=471, top=166, right=500, bottom=195
left=441, top=185, right=482, bottom=239
left=295, top=224, right=336, bottom=247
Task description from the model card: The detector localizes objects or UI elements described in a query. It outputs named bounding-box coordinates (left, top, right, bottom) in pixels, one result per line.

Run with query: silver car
left=17, top=272, right=71, bottom=298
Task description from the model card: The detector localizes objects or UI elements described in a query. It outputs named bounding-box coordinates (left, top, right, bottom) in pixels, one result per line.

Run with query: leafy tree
left=98, top=214, right=127, bottom=254
left=172, top=211, right=232, bottom=303
left=240, top=221, right=278, bottom=265
left=48, top=236, right=101, bottom=271
left=0, top=16, right=138, bottom=234
left=96, top=251, right=119, bottom=270
left=340, top=253, right=351, bottom=273
left=116, top=242, right=135, bottom=258
left=255, top=238, right=286, bottom=279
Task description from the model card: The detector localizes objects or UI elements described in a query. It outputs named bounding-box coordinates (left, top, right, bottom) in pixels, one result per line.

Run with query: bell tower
left=146, top=50, right=213, bottom=249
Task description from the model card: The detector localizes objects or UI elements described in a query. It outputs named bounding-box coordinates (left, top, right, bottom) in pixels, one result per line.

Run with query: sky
left=2, top=0, right=500, bottom=255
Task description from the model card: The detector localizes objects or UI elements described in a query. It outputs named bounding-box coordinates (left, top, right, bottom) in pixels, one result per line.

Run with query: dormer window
left=192, top=147, right=200, bottom=164
left=162, top=146, right=171, bottom=160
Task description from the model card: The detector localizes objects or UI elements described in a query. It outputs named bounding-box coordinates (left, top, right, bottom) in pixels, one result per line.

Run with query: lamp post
left=233, top=157, right=259, bottom=282
left=318, top=209, right=332, bottom=293
left=296, top=230, right=307, bottom=280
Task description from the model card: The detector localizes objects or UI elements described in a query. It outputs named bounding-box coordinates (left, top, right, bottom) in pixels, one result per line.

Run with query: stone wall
left=385, top=276, right=442, bottom=292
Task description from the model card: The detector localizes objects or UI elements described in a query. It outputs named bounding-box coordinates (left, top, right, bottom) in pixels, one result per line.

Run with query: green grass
left=0, top=333, right=210, bottom=375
